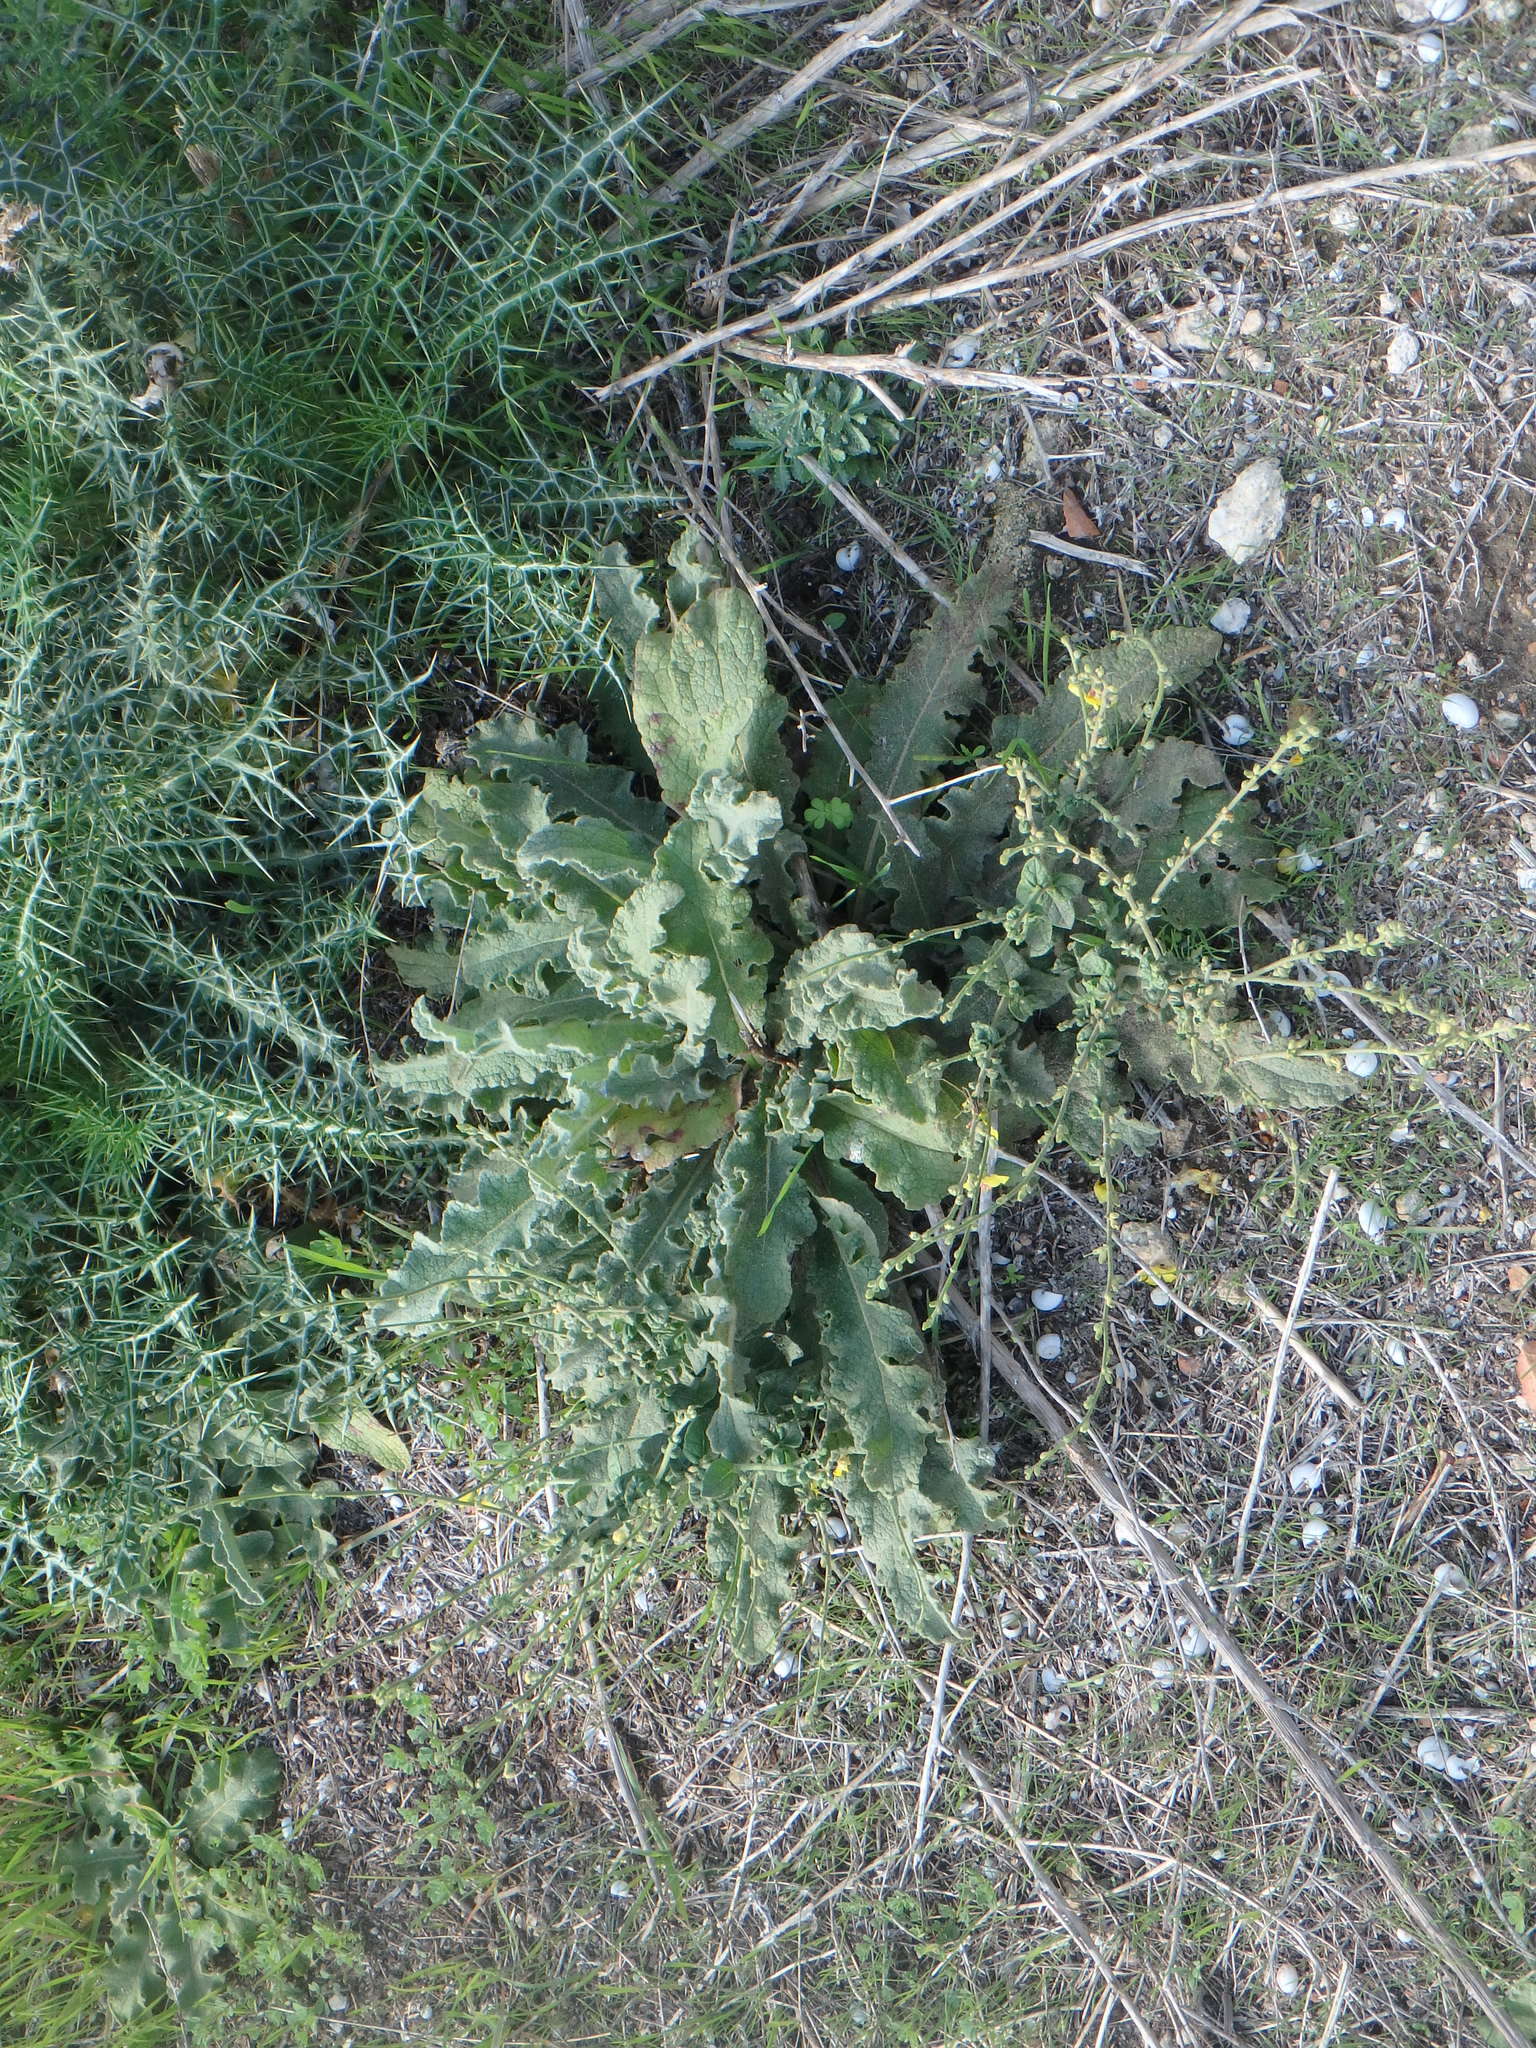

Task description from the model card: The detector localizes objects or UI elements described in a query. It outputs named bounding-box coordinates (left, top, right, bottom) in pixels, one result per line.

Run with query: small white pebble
left=1031, top=1288, right=1065, bottom=1312
left=1263, top=1008, right=1292, bottom=1039
left=1180, top=1625, right=1212, bottom=1660
left=1433, top=1562, right=1469, bottom=1595
left=945, top=334, right=979, bottom=367
left=1389, top=1124, right=1413, bottom=1146
left=1036, top=1334, right=1063, bottom=1362
left=1416, top=29, right=1445, bottom=60
left=1210, top=595, right=1252, bottom=635
left=1375, top=65, right=1396, bottom=88
left=1381, top=506, right=1408, bottom=531
left=1301, top=1515, right=1331, bottom=1548
left=1441, top=691, right=1481, bottom=731
left=1385, top=1337, right=1410, bottom=1366
left=981, top=452, right=1004, bottom=484
left=1386, top=327, right=1424, bottom=376
left=1041, top=1665, right=1068, bottom=1694
left=1219, top=712, right=1255, bottom=745
left=1288, top=1460, right=1325, bottom=1495
left=609, top=1878, right=633, bottom=1899
left=834, top=542, right=862, bottom=573
left=1274, top=1963, right=1302, bottom=1998
left=1150, top=1656, right=1178, bottom=1687
left=1357, top=1199, right=1390, bottom=1241
left=771, top=1648, right=801, bottom=1681
left=825, top=1515, right=849, bottom=1542
left=1345, top=1049, right=1380, bottom=1079
left=999, top=1609, right=1024, bottom=1639
left=1148, top=1285, right=1173, bottom=1307
left=1153, top=422, right=1175, bottom=450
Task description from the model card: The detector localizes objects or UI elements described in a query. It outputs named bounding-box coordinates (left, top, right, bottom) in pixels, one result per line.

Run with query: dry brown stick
left=648, top=420, right=921, bottom=853
left=727, top=336, right=1076, bottom=407
left=1240, top=1283, right=1361, bottom=1414
left=1227, top=1166, right=1339, bottom=1593
left=649, top=0, right=927, bottom=205
left=863, top=139, right=1536, bottom=316
left=911, top=1669, right=1171, bottom=2048
left=802, top=59, right=1307, bottom=228
left=570, top=0, right=822, bottom=90
left=591, top=0, right=1274, bottom=396
left=938, top=1283, right=1530, bottom=2048
left=796, top=452, right=953, bottom=607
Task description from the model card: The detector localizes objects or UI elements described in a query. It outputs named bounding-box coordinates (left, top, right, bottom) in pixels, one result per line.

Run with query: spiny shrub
left=0, top=4, right=652, bottom=1652
left=373, top=526, right=1368, bottom=1655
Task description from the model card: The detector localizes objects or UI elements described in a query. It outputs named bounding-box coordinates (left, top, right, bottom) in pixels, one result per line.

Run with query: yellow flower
left=832, top=1456, right=851, bottom=1480
left=1138, top=1261, right=1179, bottom=1286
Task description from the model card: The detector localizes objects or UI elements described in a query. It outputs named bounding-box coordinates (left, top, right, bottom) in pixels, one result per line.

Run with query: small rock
left=980, top=451, right=1004, bottom=484
left=1119, top=1220, right=1177, bottom=1269
left=1036, top=1334, right=1063, bottom=1362
left=1239, top=307, right=1266, bottom=338
left=1385, top=1337, right=1410, bottom=1366
left=1210, top=595, right=1252, bottom=635
left=1386, top=328, right=1423, bottom=378
left=1219, top=712, right=1255, bottom=745
left=1208, top=458, right=1287, bottom=565
left=1301, top=1515, right=1332, bottom=1548
left=1172, top=303, right=1224, bottom=352
left=1416, top=29, right=1445, bottom=58
left=945, top=334, right=980, bottom=368
left=1381, top=506, right=1408, bottom=531
left=1328, top=200, right=1362, bottom=236
left=1274, top=1963, right=1302, bottom=1998
left=825, top=1515, right=849, bottom=1542
left=1345, top=1049, right=1380, bottom=1078
left=1357, top=1199, right=1390, bottom=1241
left=834, top=541, right=863, bottom=573
left=1484, top=0, right=1523, bottom=20
left=1433, top=1562, right=1469, bottom=1595
left=999, top=1609, right=1024, bottom=1639
left=1150, top=1656, right=1178, bottom=1687
left=771, top=1648, right=801, bottom=1680
left=1031, top=1288, right=1065, bottom=1312
left=1441, top=692, right=1481, bottom=731
left=1288, top=1461, right=1326, bottom=1495
left=1152, top=422, right=1175, bottom=450
left=1041, top=1665, right=1069, bottom=1693
left=1395, top=0, right=1467, bottom=18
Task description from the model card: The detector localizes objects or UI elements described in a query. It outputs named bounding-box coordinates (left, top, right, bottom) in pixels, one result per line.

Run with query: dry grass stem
left=1227, top=1166, right=1340, bottom=1594
left=649, top=0, right=928, bottom=206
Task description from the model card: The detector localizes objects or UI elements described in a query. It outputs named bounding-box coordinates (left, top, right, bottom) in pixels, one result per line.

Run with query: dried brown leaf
left=1518, top=1337, right=1536, bottom=1415
left=1061, top=486, right=1100, bottom=541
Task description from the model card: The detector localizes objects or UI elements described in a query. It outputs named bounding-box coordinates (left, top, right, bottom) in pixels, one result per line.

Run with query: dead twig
left=1227, top=1167, right=1339, bottom=1596
left=1028, top=529, right=1151, bottom=577
left=570, top=0, right=821, bottom=91
left=796, top=451, right=954, bottom=607
left=727, top=336, right=1076, bottom=407
left=649, top=0, right=927, bottom=206
left=591, top=0, right=1277, bottom=397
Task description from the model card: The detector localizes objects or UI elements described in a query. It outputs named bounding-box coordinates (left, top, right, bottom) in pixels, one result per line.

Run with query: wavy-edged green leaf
left=630, top=584, right=792, bottom=809
left=391, top=913, right=574, bottom=995
left=775, top=926, right=941, bottom=1050
left=609, top=779, right=780, bottom=1053
left=180, top=1747, right=281, bottom=1867
left=468, top=711, right=667, bottom=840
left=371, top=1161, right=541, bottom=1331
left=594, top=541, right=661, bottom=653
left=814, top=1088, right=965, bottom=1209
